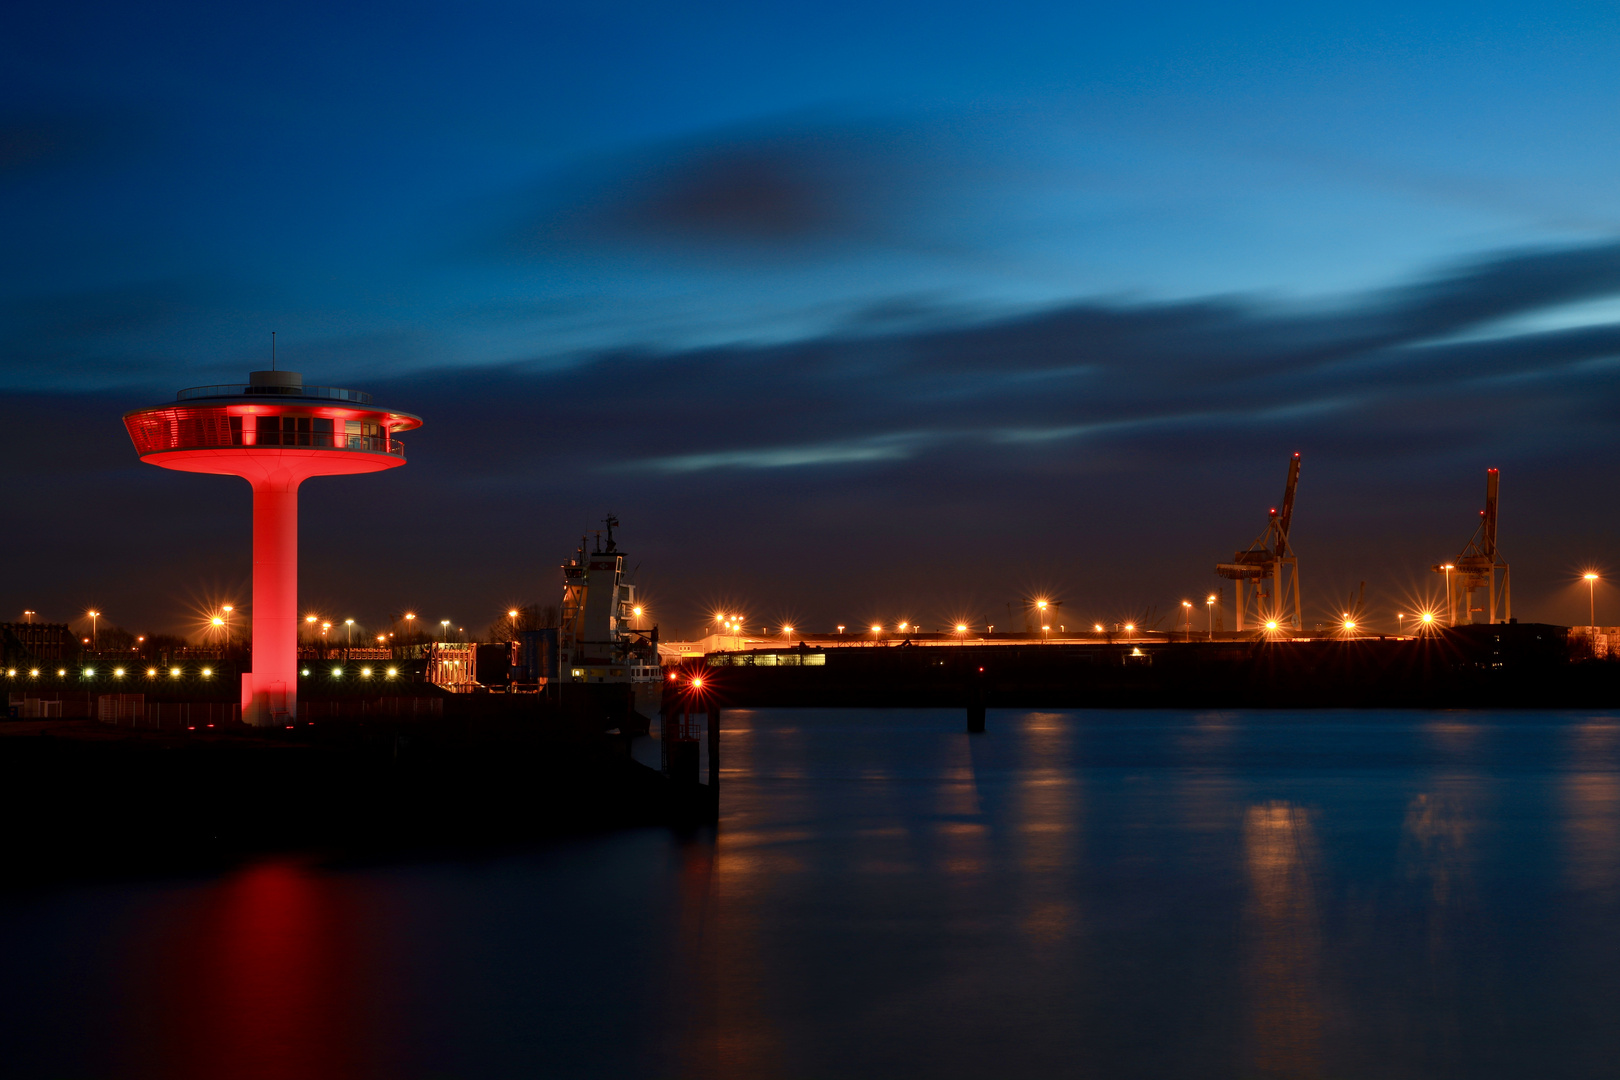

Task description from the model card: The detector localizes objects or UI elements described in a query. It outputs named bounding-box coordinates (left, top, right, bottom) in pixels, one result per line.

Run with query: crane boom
left=1274, top=452, right=1301, bottom=557
left=1215, top=452, right=1304, bottom=632
left=1481, top=468, right=1499, bottom=560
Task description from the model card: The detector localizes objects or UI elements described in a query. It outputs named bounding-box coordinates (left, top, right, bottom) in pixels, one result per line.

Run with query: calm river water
left=5, top=708, right=1620, bottom=1078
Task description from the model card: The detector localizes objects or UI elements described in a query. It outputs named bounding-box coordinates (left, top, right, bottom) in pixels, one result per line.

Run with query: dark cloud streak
left=478, top=121, right=937, bottom=259
left=394, top=241, right=1620, bottom=483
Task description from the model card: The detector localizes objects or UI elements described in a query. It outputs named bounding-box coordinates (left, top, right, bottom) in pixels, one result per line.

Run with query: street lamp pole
left=1586, top=573, right=1600, bottom=627
left=1443, top=564, right=1456, bottom=626
left=88, top=610, right=100, bottom=652
left=222, top=605, right=232, bottom=650
left=1207, top=594, right=1216, bottom=640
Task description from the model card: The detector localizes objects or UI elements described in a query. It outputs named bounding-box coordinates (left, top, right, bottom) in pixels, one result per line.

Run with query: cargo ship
left=558, top=517, right=664, bottom=719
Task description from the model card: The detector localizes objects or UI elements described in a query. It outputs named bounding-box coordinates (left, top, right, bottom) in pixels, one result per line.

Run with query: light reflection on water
left=1243, top=801, right=1324, bottom=1079
left=6, top=709, right=1620, bottom=1078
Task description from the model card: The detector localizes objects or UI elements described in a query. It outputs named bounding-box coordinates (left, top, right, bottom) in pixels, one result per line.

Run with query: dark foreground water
left=6, top=708, right=1620, bottom=1079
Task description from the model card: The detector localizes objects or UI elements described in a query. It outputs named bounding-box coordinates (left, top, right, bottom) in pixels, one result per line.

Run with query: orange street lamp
left=1586, top=572, right=1600, bottom=627
left=1206, top=594, right=1216, bottom=640
left=87, top=610, right=100, bottom=651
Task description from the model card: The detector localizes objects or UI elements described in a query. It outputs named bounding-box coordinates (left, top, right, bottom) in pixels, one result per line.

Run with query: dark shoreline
left=0, top=712, right=689, bottom=889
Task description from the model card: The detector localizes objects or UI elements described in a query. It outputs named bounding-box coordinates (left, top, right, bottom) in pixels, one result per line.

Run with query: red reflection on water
left=127, top=860, right=378, bottom=1080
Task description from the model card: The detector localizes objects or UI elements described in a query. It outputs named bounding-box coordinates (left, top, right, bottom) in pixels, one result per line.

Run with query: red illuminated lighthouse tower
left=124, top=370, right=422, bottom=725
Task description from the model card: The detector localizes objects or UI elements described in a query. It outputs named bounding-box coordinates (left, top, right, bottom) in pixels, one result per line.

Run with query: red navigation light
left=978, top=666, right=984, bottom=672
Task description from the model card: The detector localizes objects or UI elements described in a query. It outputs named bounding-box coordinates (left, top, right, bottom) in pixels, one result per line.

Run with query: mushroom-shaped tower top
left=124, top=370, right=421, bottom=479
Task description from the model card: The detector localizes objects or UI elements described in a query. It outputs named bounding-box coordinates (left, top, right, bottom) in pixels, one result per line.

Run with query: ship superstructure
left=559, top=516, right=661, bottom=686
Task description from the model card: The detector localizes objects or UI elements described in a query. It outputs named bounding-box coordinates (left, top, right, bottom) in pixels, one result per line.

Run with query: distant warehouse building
left=0, top=622, right=74, bottom=667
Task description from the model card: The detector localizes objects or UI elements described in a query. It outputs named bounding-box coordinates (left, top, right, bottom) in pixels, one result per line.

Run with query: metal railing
left=242, top=432, right=403, bottom=454
left=177, top=384, right=374, bottom=404
left=139, top=431, right=404, bottom=456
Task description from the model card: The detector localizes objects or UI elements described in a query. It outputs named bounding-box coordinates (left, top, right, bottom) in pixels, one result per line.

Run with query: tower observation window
left=256, top=415, right=336, bottom=446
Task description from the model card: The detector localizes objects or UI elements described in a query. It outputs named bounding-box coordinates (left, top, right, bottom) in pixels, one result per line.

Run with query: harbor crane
left=1216, top=453, right=1303, bottom=633
left=1433, top=468, right=1510, bottom=626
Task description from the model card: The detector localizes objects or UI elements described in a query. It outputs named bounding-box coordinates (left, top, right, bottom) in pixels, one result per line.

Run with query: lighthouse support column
left=244, top=477, right=302, bottom=726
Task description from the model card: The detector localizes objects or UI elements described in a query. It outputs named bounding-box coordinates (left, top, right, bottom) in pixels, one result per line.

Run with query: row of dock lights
left=4, top=664, right=399, bottom=679
left=3, top=667, right=213, bottom=678
left=296, top=667, right=400, bottom=677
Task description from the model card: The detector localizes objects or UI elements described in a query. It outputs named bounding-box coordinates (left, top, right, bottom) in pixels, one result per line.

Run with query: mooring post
left=662, top=682, right=701, bottom=788
left=706, top=704, right=721, bottom=821
left=966, top=665, right=986, bottom=733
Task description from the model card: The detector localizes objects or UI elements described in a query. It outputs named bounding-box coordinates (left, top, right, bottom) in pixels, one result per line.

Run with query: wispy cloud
left=637, top=434, right=924, bottom=472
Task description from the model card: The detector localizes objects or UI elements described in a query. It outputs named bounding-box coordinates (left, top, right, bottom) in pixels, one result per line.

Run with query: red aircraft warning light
left=124, top=369, right=422, bottom=726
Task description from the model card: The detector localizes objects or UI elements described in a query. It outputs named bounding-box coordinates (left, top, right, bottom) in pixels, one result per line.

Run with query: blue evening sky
left=8, top=1, right=1620, bottom=386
